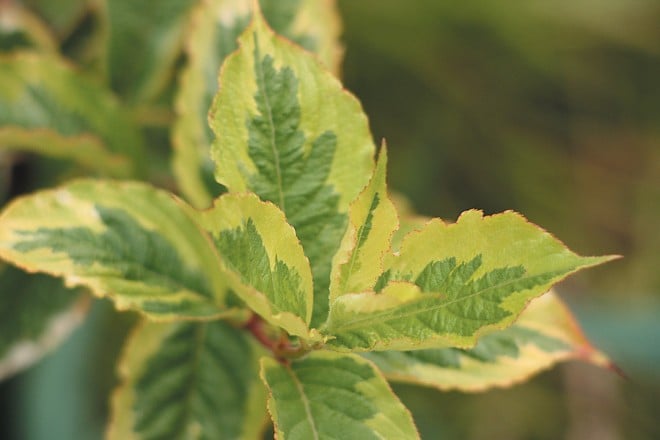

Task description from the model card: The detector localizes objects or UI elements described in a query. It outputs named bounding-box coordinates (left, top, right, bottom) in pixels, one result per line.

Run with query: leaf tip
left=605, top=361, right=629, bottom=381
left=579, top=253, right=622, bottom=270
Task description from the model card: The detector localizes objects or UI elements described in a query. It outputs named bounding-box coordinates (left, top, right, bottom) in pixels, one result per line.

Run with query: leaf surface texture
left=261, top=351, right=419, bottom=439
left=0, top=180, right=228, bottom=319
left=109, top=320, right=267, bottom=439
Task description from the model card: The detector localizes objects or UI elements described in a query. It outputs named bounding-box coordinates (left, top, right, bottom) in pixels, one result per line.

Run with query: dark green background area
left=337, top=1, right=660, bottom=437
left=0, top=0, right=659, bottom=439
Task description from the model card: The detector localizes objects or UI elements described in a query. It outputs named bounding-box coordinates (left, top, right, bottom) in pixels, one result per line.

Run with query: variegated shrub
left=0, top=1, right=616, bottom=438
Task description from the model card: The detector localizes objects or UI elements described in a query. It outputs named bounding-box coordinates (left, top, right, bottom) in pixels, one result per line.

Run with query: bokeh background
left=337, top=1, right=660, bottom=438
left=1, top=0, right=659, bottom=438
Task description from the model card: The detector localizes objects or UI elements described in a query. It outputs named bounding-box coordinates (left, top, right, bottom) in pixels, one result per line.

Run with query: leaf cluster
left=0, top=1, right=615, bottom=438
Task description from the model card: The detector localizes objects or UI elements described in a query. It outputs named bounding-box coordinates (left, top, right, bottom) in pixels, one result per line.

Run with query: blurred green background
left=1, top=0, right=659, bottom=438
left=337, top=1, right=660, bottom=438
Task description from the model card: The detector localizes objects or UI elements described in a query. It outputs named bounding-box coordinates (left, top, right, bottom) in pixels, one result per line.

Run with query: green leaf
left=189, top=193, right=316, bottom=339
left=324, top=210, right=616, bottom=351
left=22, top=0, right=89, bottom=38
left=0, top=179, right=230, bottom=320
left=260, top=351, right=419, bottom=439
left=210, top=8, right=375, bottom=326
left=108, top=320, right=268, bottom=439
left=0, top=53, right=144, bottom=176
left=0, top=127, right=131, bottom=177
left=364, top=290, right=610, bottom=392
left=0, top=3, right=57, bottom=53
left=0, top=264, right=87, bottom=380
left=104, top=0, right=197, bottom=103
left=173, top=0, right=343, bottom=208
left=330, top=146, right=398, bottom=301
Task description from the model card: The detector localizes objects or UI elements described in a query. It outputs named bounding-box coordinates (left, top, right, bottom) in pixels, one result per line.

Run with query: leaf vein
left=333, top=270, right=558, bottom=333
left=253, top=37, right=286, bottom=210
left=285, top=363, right=319, bottom=440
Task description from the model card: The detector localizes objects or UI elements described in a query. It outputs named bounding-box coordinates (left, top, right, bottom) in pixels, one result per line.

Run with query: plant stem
left=244, top=314, right=309, bottom=362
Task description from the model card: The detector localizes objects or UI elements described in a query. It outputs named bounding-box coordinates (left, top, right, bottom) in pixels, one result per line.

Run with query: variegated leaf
left=21, top=0, right=89, bottom=38
left=329, top=145, right=398, bottom=301
left=260, top=350, right=419, bottom=439
left=324, top=210, right=616, bottom=351
left=210, top=6, right=375, bottom=326
left=0, top=53, right=143, bottom=176
left=0, top=179, right=229, bottom=320
left=188, top=192, right=316, bottom=339
left=364, top=290, right=610, bottom=392
left=173, top=0, right=343, bottom=208
left=0, top=127, right=130, bottom=177
left=0, top=2, right=57, bottom=53
left=108, top=320, right=268, bottom=439
left=0, top=264, right=88, bottom=380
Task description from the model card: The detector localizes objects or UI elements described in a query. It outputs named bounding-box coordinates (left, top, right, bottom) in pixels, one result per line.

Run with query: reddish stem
left=245, top=314, right=274, bottom=351
left=244, top=314, right=299, bottom=362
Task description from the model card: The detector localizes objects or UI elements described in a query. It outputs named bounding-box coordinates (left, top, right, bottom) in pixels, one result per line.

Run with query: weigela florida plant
left=0, top=2, right=616, bottom=438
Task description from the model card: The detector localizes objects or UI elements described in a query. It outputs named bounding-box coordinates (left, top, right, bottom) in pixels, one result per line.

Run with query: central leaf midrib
left=254, top=39, right=286, bottom=212
left=265, top=259, right=284, bottom=314
left=286, top=364, right=320, bottom=440
left=180, top=324, right=207, bottom=434
left=330, top=270, right=561, bottom=334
